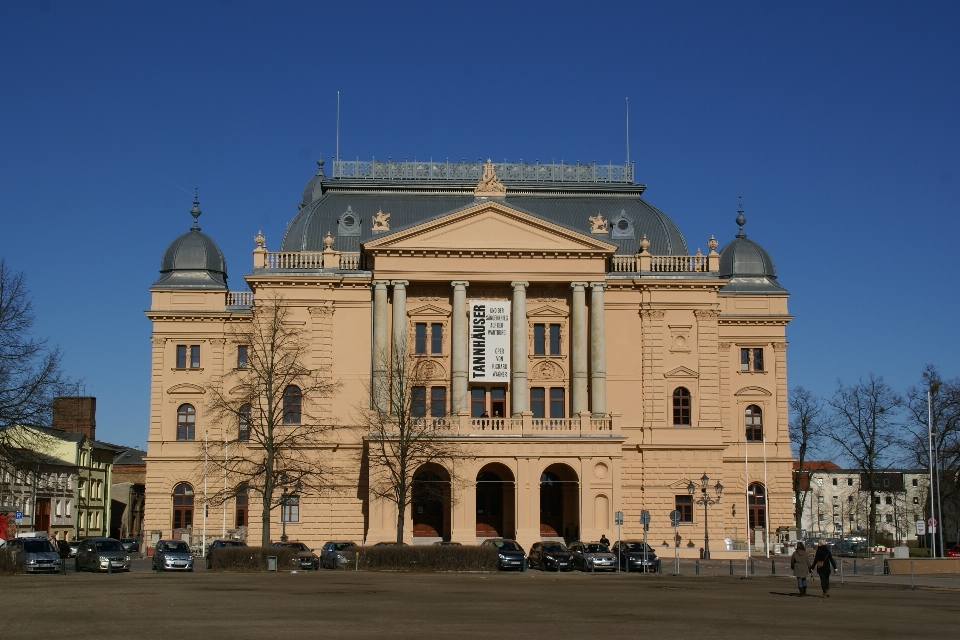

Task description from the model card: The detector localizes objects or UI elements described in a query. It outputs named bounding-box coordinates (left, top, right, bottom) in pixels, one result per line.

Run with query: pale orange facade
left=144, top=159, right=792, bottom=557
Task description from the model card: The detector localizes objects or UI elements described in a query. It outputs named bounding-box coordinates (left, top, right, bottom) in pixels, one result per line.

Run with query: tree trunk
left=396, top=501, right=405, bottom=544
left=262, top=485, right=272, bottom=546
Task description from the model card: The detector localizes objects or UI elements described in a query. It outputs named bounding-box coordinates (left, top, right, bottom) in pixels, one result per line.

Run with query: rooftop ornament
left=474, top=159, right=507, bottom=197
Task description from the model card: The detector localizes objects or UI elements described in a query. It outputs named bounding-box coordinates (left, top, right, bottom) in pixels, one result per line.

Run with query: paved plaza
left=4, top=563, right=957, bottom=639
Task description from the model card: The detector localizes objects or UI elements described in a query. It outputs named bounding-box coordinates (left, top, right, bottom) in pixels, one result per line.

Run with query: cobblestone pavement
left=3, top=568, right=957, bottom=639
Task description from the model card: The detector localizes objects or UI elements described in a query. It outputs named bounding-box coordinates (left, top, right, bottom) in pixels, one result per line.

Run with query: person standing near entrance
left=812, top=540, right=837, bottom=598
left=599, top=534, right=609, bottom=547
left=790, top=542, right=812, bottom=596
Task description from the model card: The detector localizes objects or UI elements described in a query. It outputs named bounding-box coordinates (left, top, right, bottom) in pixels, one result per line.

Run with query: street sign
left=669, top=510, right=681, bottom=527
left=614, top=510, right=624, bottom=526
left=640, top=510, right=651, bottom=526
left=927, top=518, right=937, bottom=527
left=916, top=520, right=926, bottom=536
left=14, top=510, right=22, bottom=522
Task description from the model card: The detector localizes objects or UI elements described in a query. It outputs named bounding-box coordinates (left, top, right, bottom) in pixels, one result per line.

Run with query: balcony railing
left=398, top=413, right=617, bottom=436
left=227, top=291, right=254, bottom=307
left=609, top=254, right=717, bottom=273
left=258, top=251, right=366, bottom=271
left=332, top=158, right=634, bottom=184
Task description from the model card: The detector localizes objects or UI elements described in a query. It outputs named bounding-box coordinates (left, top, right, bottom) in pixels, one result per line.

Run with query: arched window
left=283, top=385, right=302, bottom=424
left=176, top=404, right=195, bottom=441
left=238, top=404, right=252, bottom=441
left=234, top=483, right=248, bottom=529
left=672, top=388, right=691, bottom=426
left=172, top=482, right=194, bottom=530
left=747, top=482, right=766, bottom=542
left=745, top=405, right=763, bottom=442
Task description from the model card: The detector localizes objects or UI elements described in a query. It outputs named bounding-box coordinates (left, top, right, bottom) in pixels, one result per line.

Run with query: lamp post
left=280, top=479, right=302, bottom=543
left=688, top=473, right=723, bottom=560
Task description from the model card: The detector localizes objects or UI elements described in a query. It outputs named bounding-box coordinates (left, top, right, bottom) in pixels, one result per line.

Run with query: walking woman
left=812, top=540, right=838, bottom=598
left=790, top=542, right=812, bottom=597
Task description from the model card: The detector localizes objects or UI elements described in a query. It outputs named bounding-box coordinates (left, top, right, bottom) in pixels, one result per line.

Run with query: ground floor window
left=675, top=495, right=693, bottom=522
left=172, top=482, right=194, bottom=530
left=281, top=496, right=299, bottom=523
left=235, top=484, right=248, bottom=529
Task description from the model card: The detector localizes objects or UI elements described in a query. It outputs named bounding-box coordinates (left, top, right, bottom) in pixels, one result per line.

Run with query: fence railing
left=332, top=158, right=634, bottom=183
left=227, top=291, right=254, bottom=307
left=393, top=413, right=616, bottom=435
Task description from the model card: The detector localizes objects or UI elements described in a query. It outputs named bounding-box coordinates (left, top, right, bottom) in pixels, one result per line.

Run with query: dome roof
left=151, top=199, right=228, bottom=290
left=718, top=208, right=785, bottom=294
left=299, top=158, right=327, bottom=209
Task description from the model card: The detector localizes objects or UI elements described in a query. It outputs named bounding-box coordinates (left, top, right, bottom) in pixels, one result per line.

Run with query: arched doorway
left=540, top=464, right=579, bottom=542
left=747, top=482, right=766, bottom=543
left=412, top=464, right=451, bottom=540
left=172, top=482, right=194, bottom=533
left=476, top=463, right=515, bottom=539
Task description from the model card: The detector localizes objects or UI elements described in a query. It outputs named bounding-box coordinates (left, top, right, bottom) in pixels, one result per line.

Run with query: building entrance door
left=34, top=499, right=51, bottom=534
left=748, top=483, right=766, bottom=542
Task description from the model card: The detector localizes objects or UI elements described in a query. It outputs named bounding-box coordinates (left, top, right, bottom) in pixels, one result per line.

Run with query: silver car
left=75, top=537, right=131, bottom=573
left=569, top=541, right=618, bottom=572
left=9, top=538, right=61, bottom=573
left=320, top=541, right=358, bottom=569
left=152, top=539, right=194, bottom=571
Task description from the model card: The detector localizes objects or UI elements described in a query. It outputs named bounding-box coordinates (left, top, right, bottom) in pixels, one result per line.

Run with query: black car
left=205, top=539, right=247, bottom=569
left=528, top=541, right=574, bottom=571
left=480, top=539, right=526, bottom=571
left=611, top=540, right=660, bottom=572
left=272, top=541, right=320, bottom=570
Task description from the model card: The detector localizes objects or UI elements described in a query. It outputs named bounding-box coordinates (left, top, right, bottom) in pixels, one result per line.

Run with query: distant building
left=110, top=447, right=146, bottom=540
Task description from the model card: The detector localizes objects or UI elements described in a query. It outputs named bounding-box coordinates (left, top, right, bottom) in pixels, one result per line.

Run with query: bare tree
left=789, top=386, right=825, bottom=530
left=359, top=346, right=465, bottom=544
left=826, top=374, right=902, bottom=547
left=0, top=259, right=71, bottom=468
left=902, top=365, right=960, bottom=552
left=202, top=294, right=339, bottom=545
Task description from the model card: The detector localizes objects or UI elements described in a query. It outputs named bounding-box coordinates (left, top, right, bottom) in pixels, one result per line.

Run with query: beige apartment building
left=144, top=158, right=793, bottom=556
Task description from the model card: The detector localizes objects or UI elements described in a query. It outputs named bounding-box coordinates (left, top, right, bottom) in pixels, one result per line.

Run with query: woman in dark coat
left=790, top=542, right=812, bottom=597
left=812, top=540, right=838, bottom=598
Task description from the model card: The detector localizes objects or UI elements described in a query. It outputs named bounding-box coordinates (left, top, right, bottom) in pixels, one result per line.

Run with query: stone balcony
left=382, top=412, right=621, bottom=437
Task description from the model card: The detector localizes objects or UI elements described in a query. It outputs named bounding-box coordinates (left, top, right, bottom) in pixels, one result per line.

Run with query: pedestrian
left=790, top=541, right=812, bottom=597
left=600, top=534, right=610, bottom=547
left=812, top=540, right=837, bottom=598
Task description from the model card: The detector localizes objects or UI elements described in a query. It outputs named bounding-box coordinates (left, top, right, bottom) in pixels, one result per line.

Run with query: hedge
left=207, top=546, right=301, bottom=572
left=351, top=545, right=499, bottom=572
left=0, top=547, right=23, bottom=575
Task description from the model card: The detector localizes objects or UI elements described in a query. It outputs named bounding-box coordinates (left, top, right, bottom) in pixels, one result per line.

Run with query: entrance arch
left=747, top=482, right=766, bottom=543
left=540, top=463, right=579, bottom=542
left=412, top=464, right=451, bottom=540
left=476, top=463, right=515, bottom=539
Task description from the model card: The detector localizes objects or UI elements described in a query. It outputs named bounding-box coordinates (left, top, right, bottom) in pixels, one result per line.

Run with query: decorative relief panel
left=532, top=360, right=564, bottom=380
left=668, top=324, right=692, bottom=353
left=414, top=359, right=447, bottom=381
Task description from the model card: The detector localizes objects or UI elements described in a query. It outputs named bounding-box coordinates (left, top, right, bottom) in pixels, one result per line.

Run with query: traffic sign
left=916, top=520, right=926, bottom=536
left=614, top=510, right=624, bottom=526
left=14, top=510, right=22, bottom=522
left=640, top=510, right=651, bottom=526
left=927, top=518, right=937, bottom=527
left=669, top=509, right=681, bottom=527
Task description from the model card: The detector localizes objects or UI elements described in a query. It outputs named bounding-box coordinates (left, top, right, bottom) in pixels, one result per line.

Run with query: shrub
left=0, top=547, right=23, bottom=575
left=207, top=546, right=300, bottom=572
left=353, top=545, right=498, bottom=572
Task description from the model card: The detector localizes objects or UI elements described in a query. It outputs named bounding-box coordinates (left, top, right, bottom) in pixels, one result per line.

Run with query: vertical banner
left=469, top=300, right=510, bottom=382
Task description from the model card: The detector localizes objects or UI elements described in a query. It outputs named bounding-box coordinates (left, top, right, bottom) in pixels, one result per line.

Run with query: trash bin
left=267, top=556, right=278, bottom=572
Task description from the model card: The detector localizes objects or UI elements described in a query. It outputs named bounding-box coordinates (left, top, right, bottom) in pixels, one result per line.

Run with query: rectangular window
left=818, top=495, right=824, bottom=504
left=912, top=478, right=918, bottom=487
left=237, top=345, right=248, bottom=369
left=471, top=388, right=486, bottom=418
left=875, top=497, right=881, bottom=505
left=847, top=478, right=853, bottom=486
left=533, top=324, right=545, bottom=356
left=176, top=345, right=187, bottom=368
left=885, top=496, right=892, bottom=505
left=885, top=514, right=893, bottom=523
left=415, top=323, right=427, bottom=354
left=818, top=514, right=825, bottom=522
left=411, top=387, right=426, bottom=418
left=281, top=496, right=299, bottom=523
left=549, top=387, right=565, bottom=419
left=431, top=323, right=443, bottom=354
left=530, top=387, right=545, bottom=419
left=849, top=514, right=854, bottom=522
left=190, top=345, right=200, bottom=368
left=740, top=348, right=750, bottom=372
left=752, top=348, right=764, bottom=371
left=430, top=386, right=446, bottom=418
left=490, top=387, right=506, bottom=418
left=832, top=478, right=838, bottom=486
left=675, top=495, right=693, bottom=523
left=549, top=324, right=561, bottom=355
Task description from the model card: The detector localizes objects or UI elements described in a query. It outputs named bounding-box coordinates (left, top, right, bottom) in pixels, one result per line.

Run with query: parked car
left=205, top=539, right=247, bottom=569
left=947, top=545, right=960, bottom=558
left=272, top=541, right=319, bottom=570
left=528, top=541, right=574, bottom=571
left=8, top=538, right=60, bottom=573
left=611, top=540, right=660, bottom=572
left=480, top=538, right=526, bottom=571
left=67, top=540, right=80, bottom=557
left=120, top=538, right=140, bottom=553
left=152, top=539, right=194, bottom=571
left=372, top=541, right=409, bottom=546
left=569, top=541, right=618, bottom=572
left=320, top=541, right=359, bottom=569
left=75, top=537, right=131, bottom=572
left=432, top=541, right=462, bottom=546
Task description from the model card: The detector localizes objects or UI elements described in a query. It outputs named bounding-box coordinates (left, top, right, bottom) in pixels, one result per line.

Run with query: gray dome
left=151, top=199, right=228, bottom=290
left=299, top=158, right=327, bottom=209
left=717, top=208, right=785, bottom=294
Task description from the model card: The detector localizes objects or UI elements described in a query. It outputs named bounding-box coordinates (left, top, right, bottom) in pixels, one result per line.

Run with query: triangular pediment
left=663, top=366, right=699, bottom=379
left=408, top=304, right=450, bottom=317
left=528, top=305, right=567, bottom=317
left=364, top=201, right=616, bottom=254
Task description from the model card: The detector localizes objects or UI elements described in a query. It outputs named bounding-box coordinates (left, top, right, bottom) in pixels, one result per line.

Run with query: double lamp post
left=688, top=473, right=723, bottom=560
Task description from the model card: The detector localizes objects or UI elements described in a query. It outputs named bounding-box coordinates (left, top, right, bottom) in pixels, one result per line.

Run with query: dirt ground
left=3, top=565, right=957, bottom=639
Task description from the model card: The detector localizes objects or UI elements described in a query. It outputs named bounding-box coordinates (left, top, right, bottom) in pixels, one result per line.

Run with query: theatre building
left=144, top=158, right=792, bottom=555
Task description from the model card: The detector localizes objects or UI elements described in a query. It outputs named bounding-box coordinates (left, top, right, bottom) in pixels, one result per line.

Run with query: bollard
left=108, top=560, right=113, bottom=574
left=695, top=560, right=700, bottom=576
left=910, top=561, right=914, bottom=590
left=729, top=560, right=733, bottom=576
left=771, top=560, right=776, bottom=575
left=853, top=559, right=857, bottom=575
left=839, top=559, right=843, bottom=585
left=750, top=558, right=755, bottom=575
left=355, top=552, right=359, bottom=571
left=658, top=561, right=662, bottom=575
left=60, top=558, right=67, bottom=576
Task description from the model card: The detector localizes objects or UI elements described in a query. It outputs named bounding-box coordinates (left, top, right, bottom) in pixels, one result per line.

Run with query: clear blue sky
left=2, top=1, right=957, bottom=448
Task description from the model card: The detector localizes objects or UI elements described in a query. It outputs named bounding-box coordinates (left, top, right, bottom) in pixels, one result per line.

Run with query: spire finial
left=190, top=187, right=201, bottom=230
left=735, top=195, right=746, bottom=238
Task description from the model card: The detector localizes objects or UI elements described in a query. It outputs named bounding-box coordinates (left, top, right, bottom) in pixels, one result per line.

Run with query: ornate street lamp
left=688, top=473, right=723, bottom=560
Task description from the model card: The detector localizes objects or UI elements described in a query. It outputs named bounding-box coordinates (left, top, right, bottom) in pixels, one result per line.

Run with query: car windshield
left=492, top=540, right=521, bottom=551
left=222, top=541, right=244, bottom=547
left=542, top=543, right=568, bottom=552
left=277, top=543, right=309, bottom=551
left=583, top=544, right=609, bottom=553
left=165, top=542, right=190, bottom=553
left=95, top=541, right=125, bottom=552
left=333, top=543, right=356, bottom=551
left=22, top=540, right=56, bottom=553
left=624, top=542, right=653, bottom=552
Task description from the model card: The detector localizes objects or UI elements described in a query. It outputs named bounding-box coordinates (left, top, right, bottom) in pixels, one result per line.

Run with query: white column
left=510, top=281, right=529, bottom=416
left=391, top=281, right=409, bottom=393
left=589, top=282, right=606, bottom=416
left=570, top=282, right=588, bottom=415
left=451, top=281, right=469, bottom=413
left=372, top=281, right=390, bottom=413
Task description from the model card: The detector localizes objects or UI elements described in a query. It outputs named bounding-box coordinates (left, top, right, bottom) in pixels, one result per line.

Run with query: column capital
left=372, top=280, right=390, bottom=289
left=589, top=282, right=606, bottom=291
left=510, top=281, right=529, bottom=290
left=451, top=281, right=469, bottom=290
left=570, top=281, right=588, bottom=291
left=391, top=280, right=409, bottom=288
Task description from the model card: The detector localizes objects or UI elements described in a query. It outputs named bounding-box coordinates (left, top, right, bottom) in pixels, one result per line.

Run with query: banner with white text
left=468, top=300, right=510, bottom=382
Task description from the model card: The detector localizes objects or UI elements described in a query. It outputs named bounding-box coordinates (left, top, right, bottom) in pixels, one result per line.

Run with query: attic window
left=342, top=214, right=355, bottom=227
left=338, top=206, right=361, bottom=235
left=617, top=219, right=629, bottom=231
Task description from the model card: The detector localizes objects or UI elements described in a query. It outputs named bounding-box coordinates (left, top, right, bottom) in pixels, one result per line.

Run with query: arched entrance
left=747, top=482, right=766, bottom=543
left=540, top=463, right=579, bottom=542
left=412, top=464, right=451, bottom=540
left=476, top=463, right=515, bottom=539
